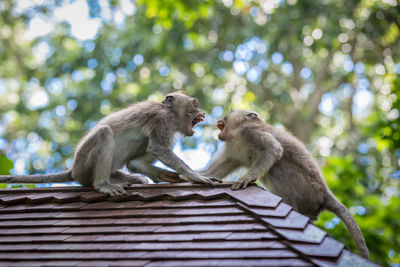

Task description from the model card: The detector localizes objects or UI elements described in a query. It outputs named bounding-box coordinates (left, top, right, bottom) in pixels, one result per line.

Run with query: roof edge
left=0, top=183, right=234, bottom=193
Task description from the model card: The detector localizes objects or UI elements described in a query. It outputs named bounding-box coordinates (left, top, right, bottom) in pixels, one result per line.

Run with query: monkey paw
left=209, top=177, right=223, bottom=183
left=198, top=172, right=223, bottom=183
left=159, top=171, right=187, bottom=183
left=231, top=177, right=256, bottom=190
left=96, top=184, right=128, bottom=197
left=189, top=175, right=220, bottom=186
left=181, top=174, right=222, bottom=184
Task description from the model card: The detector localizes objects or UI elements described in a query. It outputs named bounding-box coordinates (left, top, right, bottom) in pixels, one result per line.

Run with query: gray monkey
left=202, top=109, right=369, bottom=259
left=0, top=92, right=219, bottom=196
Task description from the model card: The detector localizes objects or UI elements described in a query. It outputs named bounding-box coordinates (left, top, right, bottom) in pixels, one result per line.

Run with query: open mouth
left=217, top=119, right=225, bottom=131
left=192, top=114, right=205, bottom=127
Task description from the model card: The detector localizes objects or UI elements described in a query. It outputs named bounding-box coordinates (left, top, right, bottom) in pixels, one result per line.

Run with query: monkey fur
left=202, top=109, right=369, bottom=259
left=0, top=92, right=219, bottom=196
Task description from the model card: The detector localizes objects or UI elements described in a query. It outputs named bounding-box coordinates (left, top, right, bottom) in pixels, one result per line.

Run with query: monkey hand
left=231, top=176, right=257, bottom=190
left=207, top=176, right=223, bottom=183
left=198, top=172, right=223, bottom=183
left=177, top=174, right=222, bottom=183
left=159, top=171, right=188, bottom=183
left=187, top=174, right=220, bottom=186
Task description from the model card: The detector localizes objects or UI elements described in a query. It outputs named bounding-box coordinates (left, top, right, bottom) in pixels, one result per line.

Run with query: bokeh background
left=0, top=0, right=399, bottom=265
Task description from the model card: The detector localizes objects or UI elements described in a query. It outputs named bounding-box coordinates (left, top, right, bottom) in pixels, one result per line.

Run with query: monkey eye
left=192, top=99, right=199, bottom=109
left=246, top=113, right=258, bottom=119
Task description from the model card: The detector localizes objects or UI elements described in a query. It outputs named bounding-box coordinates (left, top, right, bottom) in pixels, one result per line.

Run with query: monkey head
left=162, top=92, right=205, bottom=136
left=217, top=109, right=262, bottom=141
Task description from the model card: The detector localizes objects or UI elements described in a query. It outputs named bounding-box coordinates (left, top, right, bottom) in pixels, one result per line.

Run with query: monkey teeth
left=192, top=115, right=204, bottom=127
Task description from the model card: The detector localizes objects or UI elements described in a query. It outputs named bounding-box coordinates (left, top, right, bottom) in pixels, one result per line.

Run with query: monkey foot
left=96, top=184, right=128, bottom=197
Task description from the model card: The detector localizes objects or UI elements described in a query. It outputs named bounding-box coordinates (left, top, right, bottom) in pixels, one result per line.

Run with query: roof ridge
left=0, top=183, right=233, bottom=193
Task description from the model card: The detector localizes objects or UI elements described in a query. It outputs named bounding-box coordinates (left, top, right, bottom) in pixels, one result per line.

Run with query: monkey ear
left=162, top=95, right=175, bottom=107
left=246, top=112, right=258, bottom=119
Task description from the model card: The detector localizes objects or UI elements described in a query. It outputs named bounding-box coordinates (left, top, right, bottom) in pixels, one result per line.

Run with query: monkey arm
left=147, top=135, right=215, bottom=185
left=127, top=158, right=183, bottom=183
left=202, top=148, right=241, bottom=178
left=232, top=131, right=283, bottom=190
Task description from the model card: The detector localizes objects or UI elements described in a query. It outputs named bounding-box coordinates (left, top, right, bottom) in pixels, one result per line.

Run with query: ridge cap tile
left=227, top=185, right=282, bottom=208
left=292, top=236, right=344, bottom=258
left=0, top=194, right=30, bottom=205
left=275, top=224, right=327, bottom=244
left=261, top=209, right=309, bottom=229
left=251, top=202, right=292, bottom=217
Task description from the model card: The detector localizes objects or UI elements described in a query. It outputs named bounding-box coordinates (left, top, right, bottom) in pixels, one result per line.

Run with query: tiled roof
left=0, top=183, right=377, bottom=267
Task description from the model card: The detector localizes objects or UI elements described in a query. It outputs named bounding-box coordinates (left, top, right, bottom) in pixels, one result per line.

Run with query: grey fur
left=203, top=109, right=369, bottom=259
left=0, top=92, right=216, bottom=196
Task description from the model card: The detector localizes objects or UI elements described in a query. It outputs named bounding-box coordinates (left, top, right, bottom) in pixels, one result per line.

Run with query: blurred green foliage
left=0, top=0, right=399, bottom=265
left=0, top=154, right=12, bottom=175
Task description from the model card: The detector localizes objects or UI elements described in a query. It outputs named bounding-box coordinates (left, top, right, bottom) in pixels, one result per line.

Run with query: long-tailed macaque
left=202, top=109, right=369, bottom=259
left=0, top=92, right=219, bottom=196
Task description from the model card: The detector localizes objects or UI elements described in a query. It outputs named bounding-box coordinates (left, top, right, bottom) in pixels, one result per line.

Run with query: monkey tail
left=324, top=192, right=369, bottom=259
left=0, top=170, right=73, bottom=184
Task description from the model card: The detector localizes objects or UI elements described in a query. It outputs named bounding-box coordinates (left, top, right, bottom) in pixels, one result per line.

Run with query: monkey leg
left=89, top=126, right=127, bottom=197
left=110, top=171, right=148, bottom=187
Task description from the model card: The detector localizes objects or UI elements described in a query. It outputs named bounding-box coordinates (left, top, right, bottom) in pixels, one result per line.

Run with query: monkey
left=202, top=109, right=369, bottom=259
left=0, top=92, right=220, bottom=196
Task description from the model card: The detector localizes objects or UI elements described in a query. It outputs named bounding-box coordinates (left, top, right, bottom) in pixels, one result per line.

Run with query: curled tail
left=0, top=170, right=73, bottom=183
left=325, top=192, right=369, bottom=259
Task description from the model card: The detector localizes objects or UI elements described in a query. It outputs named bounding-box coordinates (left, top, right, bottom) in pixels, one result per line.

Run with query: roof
left=0, top=183, right=377, bottom=267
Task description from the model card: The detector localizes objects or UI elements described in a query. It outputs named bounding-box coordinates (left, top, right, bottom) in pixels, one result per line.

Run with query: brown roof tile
left=227, top=186, right=282, bottom=208
left=225, top=231, right=278, bottom=240
left=261, top=209, right=309, bottom=229
left=0, top=183, right=379, bottom=266
left=275, top=224, right=326, bottom=243
left=251, top=202, right=292, bottom=217
left=292, top=236, right=344, bottom=257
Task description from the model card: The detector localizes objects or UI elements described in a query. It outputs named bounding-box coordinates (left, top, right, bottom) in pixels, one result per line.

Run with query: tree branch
left=292, top=50, right=335, bottom=142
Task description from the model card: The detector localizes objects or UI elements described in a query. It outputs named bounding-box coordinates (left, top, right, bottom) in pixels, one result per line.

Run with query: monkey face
left=162, top=92, right=205, bottom=136
left=217, top=109, right=261, bottom=141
